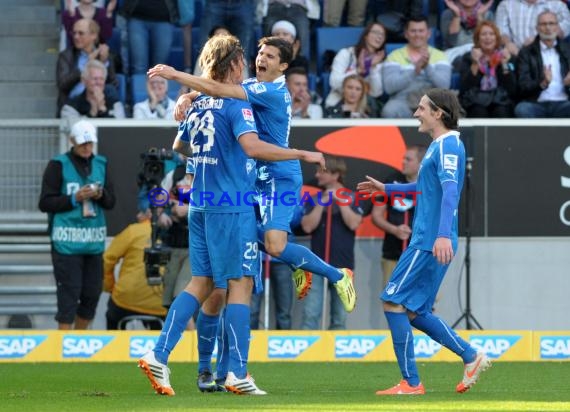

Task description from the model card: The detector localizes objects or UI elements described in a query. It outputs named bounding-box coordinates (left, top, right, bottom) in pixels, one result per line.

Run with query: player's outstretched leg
left=456, top=352, right=492, bottom=393
left=278, top=242, right=356, bottom=311
left=333, top=268, right=357, bottom=312
left=138, top=350, right=175, bottom=396
left=292, top=268, right=312, bottom=299
left=138, top=291, right=200, bottom=396
left=410, top=312, right=491, bottom=393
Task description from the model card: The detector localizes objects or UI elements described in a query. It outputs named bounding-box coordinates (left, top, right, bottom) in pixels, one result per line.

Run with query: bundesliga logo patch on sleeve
left=242, top=108, right=254, bottom=122
left=443, top=154, right=458, bottom=170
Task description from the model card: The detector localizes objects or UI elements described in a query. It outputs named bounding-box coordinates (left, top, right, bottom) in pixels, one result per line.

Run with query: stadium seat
left=320, top=71, right=330, bottom=102
left=308, top=73, right=317, bottom=93
left=115, top=73, right=126, bottom=104
left=451, top=72, right=461, bottom=90
left=117, top=315, right=164, bottom=330
left=192, top=26, right=201, bottom=69
left=193, top=0, right=203, bottom=26
left=315, top=27, right=363, bottom=75
left=107, top=27, right=121, bottom=58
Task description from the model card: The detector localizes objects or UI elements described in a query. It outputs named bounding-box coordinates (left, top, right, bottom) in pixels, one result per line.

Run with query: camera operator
left=103, top=208, right=167, bottom=330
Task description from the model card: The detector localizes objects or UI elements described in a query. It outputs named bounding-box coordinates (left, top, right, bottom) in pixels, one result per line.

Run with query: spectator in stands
left=199, top=0, right=256, bottom=72
left=458, top=20, right=517, bottom=118
left=495, top=0, right=570, bottom=56
left=371, top=145, right=426, bottom=288
left=271, top=20, right=309, bottom=73
left=133, top=76, right=176, bottom=119
left=325, top=74, right=380, bottom=118
left=322, top=0, right=367, bottom=27
left=103, top=209, right=167, bottom=330
left=326, top=22, right=386, bottom=108
left=374, top=0, right=424, bottom=43
left=287, top=67, right=323, bottom=119
left=440, top=0, right=494, bottom=51
left=382, top=16, right=451, bottom=118
left=62, top=0, right=116, bottom=47
left=120, top=0, right=177, bottom=75
left=61, top=60, right=126, bottom=119
left=263, top=0, right=313, bottom=58
left=38, top=120, right=116, bottom=330
left=300, top=156, right=363, bottom=330
left=56, top=18, right=118, bottom=115
left=514, top=10, right=570, bottom=118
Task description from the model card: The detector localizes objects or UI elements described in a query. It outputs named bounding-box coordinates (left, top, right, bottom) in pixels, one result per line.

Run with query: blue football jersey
left=178, top=95, right=258, bottom=212
left=242, top=75, right=301, bottom=178
left=409, top=131, right=465, bottom=251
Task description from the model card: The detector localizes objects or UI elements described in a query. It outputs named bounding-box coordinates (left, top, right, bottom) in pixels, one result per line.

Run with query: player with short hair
left=138, top=34, right=324, bottom=396
left=358, top=88, right=491, bottom=395
left=149, top=38, right=355, bottom=312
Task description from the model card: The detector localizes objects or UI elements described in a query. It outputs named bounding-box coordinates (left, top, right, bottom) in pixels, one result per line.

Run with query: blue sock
left=215, top=308, right=229, bottom=381
left=196, top=310, right=220, bottom=373
left=411, top=313, right=477, bottom=363
left=154, top=291, right=199, bottom=365
left=225, top=303, right=250, bottom=379
left=385, top=311, right=420, bottom=386
left=279, top=242, right=342, bottom=282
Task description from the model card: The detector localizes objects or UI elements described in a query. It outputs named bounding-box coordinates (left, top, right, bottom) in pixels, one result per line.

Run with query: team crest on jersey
left=443, top=154, right=458, bottom=170
left=249, top=83, right=267, bottom=94
left=242, top=108, right=254, bottom=122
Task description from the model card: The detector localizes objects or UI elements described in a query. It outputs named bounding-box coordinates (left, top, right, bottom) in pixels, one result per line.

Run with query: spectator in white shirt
left=495, top=0, right=570, bottom=56
left=133, top=76, right=175, bottom=120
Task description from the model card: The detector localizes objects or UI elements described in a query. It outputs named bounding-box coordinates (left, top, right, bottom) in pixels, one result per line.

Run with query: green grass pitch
left=1, top=362, right=569, bottom=411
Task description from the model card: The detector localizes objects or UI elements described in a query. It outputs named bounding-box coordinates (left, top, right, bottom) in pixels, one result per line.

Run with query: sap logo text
left=470, top=335, right=520, bottom=359
left=414, top=335, right=442, bottom=358
left=268, top=336, right=319, bottom=358
left=540, top=336, right=570, bottom=359
left=335, top=335, right=386, bottom=358
left=63, top=335, right=114, bottom=358
left=130, top=337, right=158, bottom=358
left=0, top=336, right=47, bottom=358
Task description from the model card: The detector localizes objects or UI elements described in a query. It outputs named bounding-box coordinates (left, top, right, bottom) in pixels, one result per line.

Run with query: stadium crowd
left=56, top=0, right=570, bottom=120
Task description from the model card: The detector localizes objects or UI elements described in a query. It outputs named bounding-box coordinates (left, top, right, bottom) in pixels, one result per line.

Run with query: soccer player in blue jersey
left=149, top=36, right=356, bottom=309
left=357, top=88, right=491, bottom=395
left=138, top=34, right=325, bottom=396
left=148, top=37, right=357, bottom=392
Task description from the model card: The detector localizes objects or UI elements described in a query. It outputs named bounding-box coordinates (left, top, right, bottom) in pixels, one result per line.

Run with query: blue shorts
left=189, top=210, right=260, bottom=289
left=381, top=247, right=449, bottom=315
left=256, top=174, right=302, bottom=232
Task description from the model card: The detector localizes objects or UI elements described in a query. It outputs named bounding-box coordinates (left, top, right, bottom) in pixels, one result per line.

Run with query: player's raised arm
left=239, top=132, right=325, bottom=168
left=357, top=175, right=385, bottom=193
left=148, top=64, right=246, bottom=100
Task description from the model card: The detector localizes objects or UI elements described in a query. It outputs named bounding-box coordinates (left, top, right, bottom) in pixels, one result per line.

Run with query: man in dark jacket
left=39, top=120, right=116, bottom=329
left=56, top=18, right=118, bottom=116
left=515, top=10, right=570, bottom=117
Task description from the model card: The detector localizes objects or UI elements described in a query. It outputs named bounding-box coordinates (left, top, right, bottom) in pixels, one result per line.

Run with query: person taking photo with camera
left=39, top=120, right=116, bottom=330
